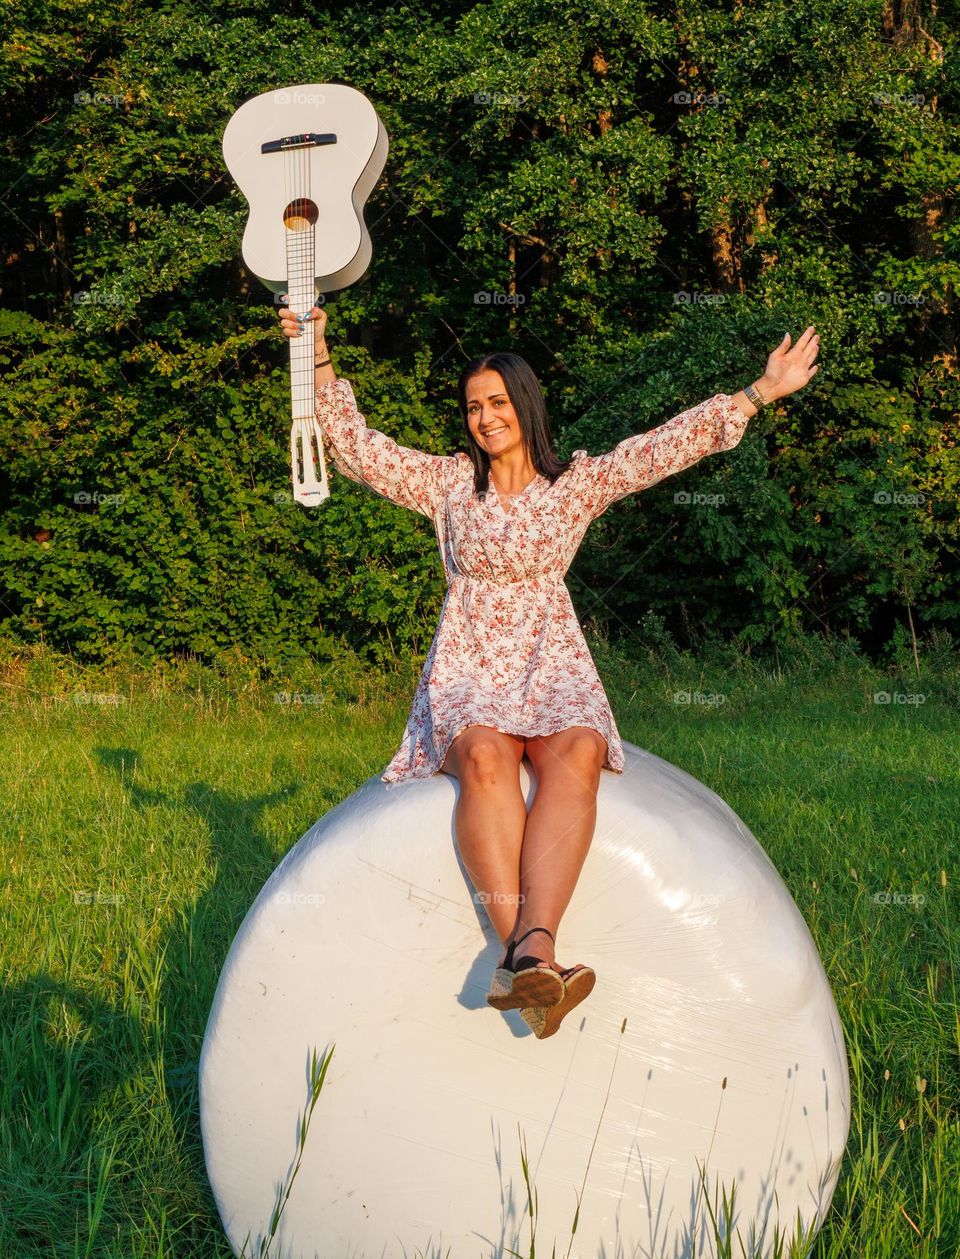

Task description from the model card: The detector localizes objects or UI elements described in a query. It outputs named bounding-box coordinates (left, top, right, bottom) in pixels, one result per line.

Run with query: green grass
left=1, top=630, right=958, bottom=1258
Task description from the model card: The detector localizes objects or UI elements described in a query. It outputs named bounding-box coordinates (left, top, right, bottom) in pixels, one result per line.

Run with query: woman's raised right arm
left=278, top=300, right=451, bottom=519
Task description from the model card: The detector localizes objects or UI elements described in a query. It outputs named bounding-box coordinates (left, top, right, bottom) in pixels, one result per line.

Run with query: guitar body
left=222, top=83, right=388, bottom=295
left=222, top=83, right=389, bottom=504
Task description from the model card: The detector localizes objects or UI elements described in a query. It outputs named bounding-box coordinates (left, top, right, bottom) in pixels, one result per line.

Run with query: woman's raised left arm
left=575, top=326, right=820, bottom=518
left=575, top=392, right=753, bottom=518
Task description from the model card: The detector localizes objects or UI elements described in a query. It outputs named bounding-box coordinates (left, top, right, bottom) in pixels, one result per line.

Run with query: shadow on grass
left=98, top=745, right=305, bottom=1234
left=0, top=743, right=309, bottom=1256
left=0, top=973, right=138, bottom=1252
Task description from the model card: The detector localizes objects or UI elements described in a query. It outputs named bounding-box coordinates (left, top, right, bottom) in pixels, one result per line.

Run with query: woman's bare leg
left=514, top=727, right=607, bottom=967
left=441, top=726, right=527, bottom=956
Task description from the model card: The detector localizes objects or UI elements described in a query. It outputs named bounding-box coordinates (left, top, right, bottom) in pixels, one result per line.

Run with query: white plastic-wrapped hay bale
left=200, top=739, right=849, bottom=1259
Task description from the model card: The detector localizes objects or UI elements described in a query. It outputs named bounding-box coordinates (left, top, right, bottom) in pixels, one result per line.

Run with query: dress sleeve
left=573, top=393, right=751, bottom=520
left=314, top=377, right=451, bottom=519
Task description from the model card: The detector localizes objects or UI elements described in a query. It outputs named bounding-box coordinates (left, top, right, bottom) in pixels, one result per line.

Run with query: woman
left=278, top=300, right=820, bottom=1037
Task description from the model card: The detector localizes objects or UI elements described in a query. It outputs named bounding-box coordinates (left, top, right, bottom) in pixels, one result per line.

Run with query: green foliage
left=1, top=0, right=957, bottom=666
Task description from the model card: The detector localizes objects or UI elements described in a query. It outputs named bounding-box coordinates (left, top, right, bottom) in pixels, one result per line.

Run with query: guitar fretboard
left=287, top=221, right=317, bottom=421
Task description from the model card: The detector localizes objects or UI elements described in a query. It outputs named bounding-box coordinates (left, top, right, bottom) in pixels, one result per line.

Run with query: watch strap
left=743, top=382, right=768, bottom=409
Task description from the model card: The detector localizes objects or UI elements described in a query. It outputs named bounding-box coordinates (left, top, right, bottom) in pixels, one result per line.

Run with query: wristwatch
left=743, top=381, right=769, bottom=409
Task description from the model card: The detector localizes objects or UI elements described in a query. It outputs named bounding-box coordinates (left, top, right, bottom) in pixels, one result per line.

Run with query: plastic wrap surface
left=199, top=740, right=850, bottom=1259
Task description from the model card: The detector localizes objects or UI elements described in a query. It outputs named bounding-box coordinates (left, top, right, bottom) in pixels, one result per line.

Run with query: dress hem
left=380, top=718, right=625, bottom=785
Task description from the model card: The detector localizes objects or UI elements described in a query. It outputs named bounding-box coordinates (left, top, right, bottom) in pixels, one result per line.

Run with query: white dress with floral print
left=314, top=378, right=751, bottom=785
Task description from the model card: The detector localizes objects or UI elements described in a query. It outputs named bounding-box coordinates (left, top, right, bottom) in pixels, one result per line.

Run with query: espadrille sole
left=520, top=966, right=596, bottom=1038
left=485, top=963, right=565, bottom=1010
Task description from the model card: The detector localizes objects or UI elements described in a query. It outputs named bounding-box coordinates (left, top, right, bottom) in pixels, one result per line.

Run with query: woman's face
left=464, top=370, right=524, bottom=461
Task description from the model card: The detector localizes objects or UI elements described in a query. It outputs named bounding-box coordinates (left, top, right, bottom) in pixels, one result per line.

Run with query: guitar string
left=285, top=136, right=304, bottom=492
left=296, top=141, right=303, bottom=473
left=288, top=129, right=320, bottom=492
left=300, top=130, right=312, bottom=483
left=309, top=132, right=322, bottom=490
left=280, top=123, right=328, bottom=498
left=283, top=134, right=299, bottom=490
left=301, top=129, right=317, bottom=482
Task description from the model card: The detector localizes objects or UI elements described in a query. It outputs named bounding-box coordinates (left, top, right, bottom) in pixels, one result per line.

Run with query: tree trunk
left=53, top=208, right=71, bottom=303
left=592, top=50, right=612, bottom=134
left=710, top=211, right=741, bottom=293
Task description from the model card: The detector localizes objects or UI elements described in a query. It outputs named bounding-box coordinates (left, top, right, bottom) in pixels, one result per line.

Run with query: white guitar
left=222, top=83, right=389, bottom=505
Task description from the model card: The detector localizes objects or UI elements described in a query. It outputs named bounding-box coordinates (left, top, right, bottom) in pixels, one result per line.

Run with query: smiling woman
left=458, top=351, right=574, bottom=510
left=276, top=302, right=820, bottom=1035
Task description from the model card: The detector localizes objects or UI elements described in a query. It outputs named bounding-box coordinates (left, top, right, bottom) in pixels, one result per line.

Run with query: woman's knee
left=443, top=726, right=524, bottom=784
left=527, top=727, right=607, bottom=784
left=567, top=727, right=608, bottom=771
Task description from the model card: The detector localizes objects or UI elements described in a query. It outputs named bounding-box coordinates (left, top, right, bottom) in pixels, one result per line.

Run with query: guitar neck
left=286, top=228, right=318, bottom=422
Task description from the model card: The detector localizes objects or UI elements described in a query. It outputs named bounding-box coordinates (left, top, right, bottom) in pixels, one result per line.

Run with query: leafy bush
left=1, top=0, right=957, bottom=667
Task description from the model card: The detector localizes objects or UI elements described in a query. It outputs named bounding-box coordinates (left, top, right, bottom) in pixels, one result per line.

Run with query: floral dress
left=314, top=378, right=751, bottom=785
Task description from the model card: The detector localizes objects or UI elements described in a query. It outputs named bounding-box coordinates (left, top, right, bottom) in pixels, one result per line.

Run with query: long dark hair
left=456, top=352, right=573, bottom=497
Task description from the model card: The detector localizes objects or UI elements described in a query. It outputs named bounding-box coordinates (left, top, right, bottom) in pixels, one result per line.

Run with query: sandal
left=519, top=962, right=596, bottom=1039
left=485, top=927, right=566, bottom=1011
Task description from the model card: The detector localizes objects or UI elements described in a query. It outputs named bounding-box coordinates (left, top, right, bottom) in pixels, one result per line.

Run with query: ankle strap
left=504, top=926, right=555, bottom=965
left=515, top=926, right=555, bottom=947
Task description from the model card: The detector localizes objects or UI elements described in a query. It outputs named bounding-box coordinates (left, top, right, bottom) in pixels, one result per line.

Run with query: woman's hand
left=758, top=326, right=820, bottom=401
left=277, top=296, right=327, bottom=345
left=278, top=296, right=337, bottom=384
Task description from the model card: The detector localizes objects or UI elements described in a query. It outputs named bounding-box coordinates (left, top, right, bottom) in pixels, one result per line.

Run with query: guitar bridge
left=261, top=132, right=337, bottom=154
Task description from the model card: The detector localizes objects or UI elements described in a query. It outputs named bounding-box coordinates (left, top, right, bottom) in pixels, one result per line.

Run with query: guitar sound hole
left=283, top=198, right=319, bottom=232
